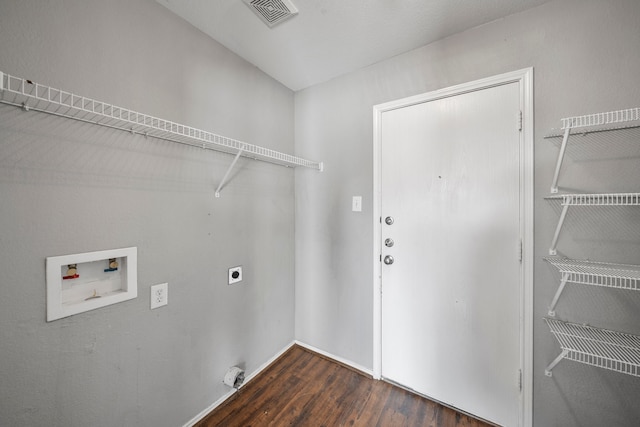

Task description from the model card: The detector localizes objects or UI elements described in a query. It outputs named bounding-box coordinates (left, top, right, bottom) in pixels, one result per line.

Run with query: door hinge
left=518, top=369, right=523, bottom=392
left=518, top=111, right=523, bottom=131
left=518, top=239, right=523, bottom=262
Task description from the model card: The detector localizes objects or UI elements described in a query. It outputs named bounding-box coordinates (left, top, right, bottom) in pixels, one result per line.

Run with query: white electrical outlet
left=228, top=266, right=242, bottom=285
left=150, top=283, right=168, bottom=309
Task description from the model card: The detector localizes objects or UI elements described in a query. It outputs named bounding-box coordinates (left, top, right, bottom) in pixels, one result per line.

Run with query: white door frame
left=372, top=68, right=534, bottom=427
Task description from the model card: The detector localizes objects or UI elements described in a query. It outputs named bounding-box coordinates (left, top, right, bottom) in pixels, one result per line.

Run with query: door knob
left=384, top=255, right=394, bottom=265
left=384, top=238, right=394, bottom=247
left=385, top=216, right=394, bottom=225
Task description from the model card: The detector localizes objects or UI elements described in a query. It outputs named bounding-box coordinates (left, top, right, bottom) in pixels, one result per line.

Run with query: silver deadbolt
left=385, top=216, right=394, bottom=225
left=383, top=255, right=394, bottom=265
left=384, top=238, right=394, bottom=247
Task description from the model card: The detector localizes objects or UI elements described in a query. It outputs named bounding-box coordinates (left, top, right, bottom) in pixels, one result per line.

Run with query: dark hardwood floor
left=196, top=345, right=493, bottom=427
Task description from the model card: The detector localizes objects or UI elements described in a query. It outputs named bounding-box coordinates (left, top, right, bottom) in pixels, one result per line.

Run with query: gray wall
left=0, top=0, right=296, bottom=426
left=3, top=0, right=640, bottom=426
left=294, top=0, right=640, bottom=425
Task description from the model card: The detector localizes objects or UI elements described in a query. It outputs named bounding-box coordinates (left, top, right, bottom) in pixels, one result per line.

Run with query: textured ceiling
left=156, top=0, right=549, bottom=91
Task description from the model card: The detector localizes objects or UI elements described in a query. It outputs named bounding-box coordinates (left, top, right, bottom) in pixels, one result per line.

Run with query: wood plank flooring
left=196, top=345, right=493, bottom=427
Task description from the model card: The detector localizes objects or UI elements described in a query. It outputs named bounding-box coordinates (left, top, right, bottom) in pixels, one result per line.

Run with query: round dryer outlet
left=228, top=266, right=242, bottom=285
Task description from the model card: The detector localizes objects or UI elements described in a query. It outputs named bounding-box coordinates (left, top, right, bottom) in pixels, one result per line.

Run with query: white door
left=380, top=82, right=522, bottom=426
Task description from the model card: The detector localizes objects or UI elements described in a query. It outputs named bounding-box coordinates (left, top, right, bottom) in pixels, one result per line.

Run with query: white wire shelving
left=546, top=193, right=640, bottom=255
left=544, top=257, right=640, bottom=316
left=0, top=71, right=323, bottom=197
left=543, top=107, right=640, bottom=381
left=544, top=318, right=640, bottom=378
left=546, top=107, right=640, bottom=193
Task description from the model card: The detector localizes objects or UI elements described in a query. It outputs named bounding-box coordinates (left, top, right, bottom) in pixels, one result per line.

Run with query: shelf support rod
left=549, top=204, right=569, bottom=255
left=548, top=273, right=570, bottom=316
left=550, top=127, right=571, bottom=194
left=215, top=146, right=245, bottom=198
left=545, top=349, right=569, bottom=377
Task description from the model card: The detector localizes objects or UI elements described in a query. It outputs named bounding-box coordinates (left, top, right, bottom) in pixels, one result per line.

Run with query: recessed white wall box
left=46, top=247, right=137, bottom=321
left=228, top=266, right=243, bottom=285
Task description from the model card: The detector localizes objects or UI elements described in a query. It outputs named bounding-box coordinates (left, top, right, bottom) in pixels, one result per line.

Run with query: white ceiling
left=156, top=0, right=549, bottom=91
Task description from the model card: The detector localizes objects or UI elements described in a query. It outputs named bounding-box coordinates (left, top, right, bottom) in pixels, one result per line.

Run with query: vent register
left=243, top=0, right=298, bottom=27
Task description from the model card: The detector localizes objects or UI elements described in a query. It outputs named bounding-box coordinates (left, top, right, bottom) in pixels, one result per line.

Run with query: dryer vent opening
left=243, top=0, right=298, bottom=28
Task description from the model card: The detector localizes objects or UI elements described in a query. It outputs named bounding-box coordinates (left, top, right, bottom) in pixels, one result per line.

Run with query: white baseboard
left=183, top=340, right=373, bottom=426
left=183, top=389, right=236, bottom=427
left=183, top=340, right=296, bottom=427
left=242, top=341, right=296, bottom=384
left=294, top=340, right=374, bottom=377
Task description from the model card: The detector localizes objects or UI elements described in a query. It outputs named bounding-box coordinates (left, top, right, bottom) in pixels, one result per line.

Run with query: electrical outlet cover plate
left=228, top=266, right=242, bottom=285
left=150, top=283, right=168, bottom=309
left=352, top=196, right=362, bottom=212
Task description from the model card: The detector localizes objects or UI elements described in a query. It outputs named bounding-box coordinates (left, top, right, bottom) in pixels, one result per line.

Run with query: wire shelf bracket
left=547, top=193, right=640, bottom=255
left=547, top=107, right=640, bottom=193
left=544, top=257, right=640, bottom=316
left=544, top=318, right=640, bottom=378
left=215, top=146, right=244, bottom=198
left=0, top=71, right=323, bottom=198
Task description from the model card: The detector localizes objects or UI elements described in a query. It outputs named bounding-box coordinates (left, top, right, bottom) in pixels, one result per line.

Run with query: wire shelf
left=545, top=257, right=640, bottom=291
left=544, top=257, right=640, bottom=316
left=561, top=107, right=640, bottom=131
left=0, top=71, right=323, bottom=171
left=544, top=124, right=640, bottom=139
left=547, top=193, right=640, bottom=206
left=546, top=193, right=640, bottom=255
left=544, top=318, right=640, bottom=377
left=547, top=107, right=640, bottom=193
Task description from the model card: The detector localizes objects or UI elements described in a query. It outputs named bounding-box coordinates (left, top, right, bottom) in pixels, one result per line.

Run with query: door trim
left=372, top=68, right=534, bottom=427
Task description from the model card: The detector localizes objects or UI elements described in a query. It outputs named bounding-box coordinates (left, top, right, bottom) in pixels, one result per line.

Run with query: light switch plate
left=352, top=196, right=362, bottom=212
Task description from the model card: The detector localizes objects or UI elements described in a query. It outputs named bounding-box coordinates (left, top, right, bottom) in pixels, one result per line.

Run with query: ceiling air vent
left=243, top=0, right=298, bottom=28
